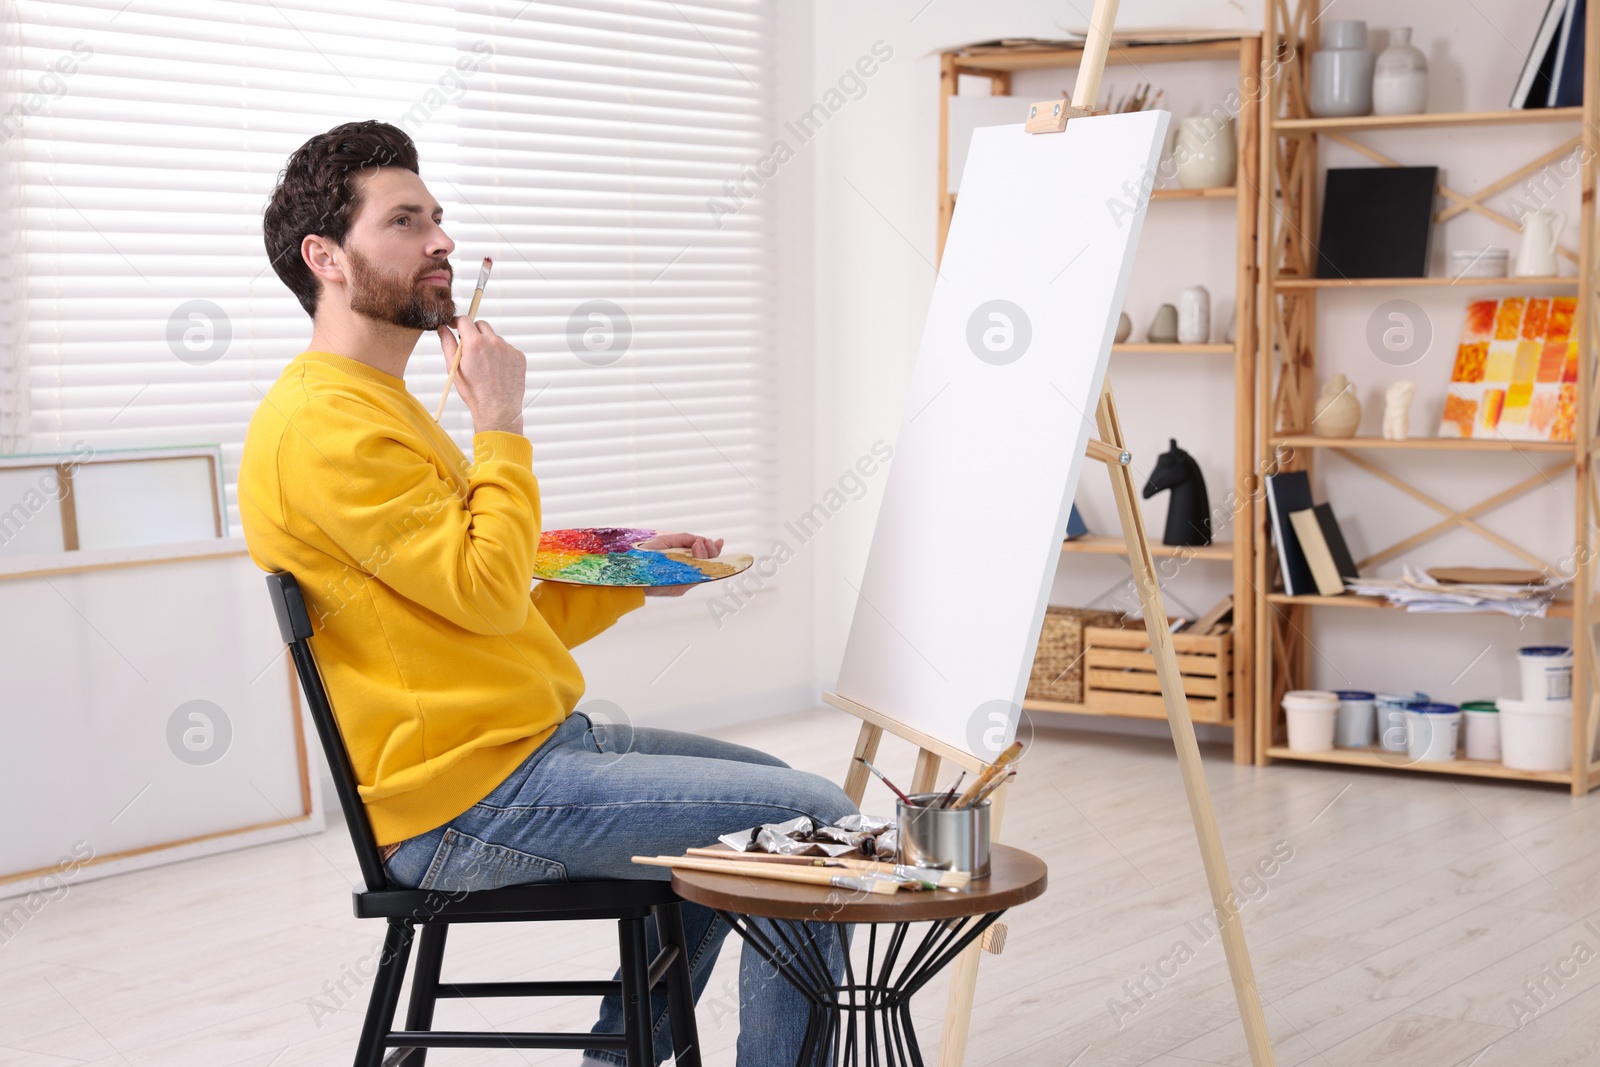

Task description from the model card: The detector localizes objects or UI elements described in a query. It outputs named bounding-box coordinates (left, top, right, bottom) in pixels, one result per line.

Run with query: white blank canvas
left=834, top=112, right=1170, bottom=760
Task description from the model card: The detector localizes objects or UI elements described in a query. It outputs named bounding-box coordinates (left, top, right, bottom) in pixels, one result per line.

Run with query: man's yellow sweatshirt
left=238, top=350, right=645, bottom=846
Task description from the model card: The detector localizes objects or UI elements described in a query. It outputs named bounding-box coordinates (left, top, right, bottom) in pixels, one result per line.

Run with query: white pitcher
left=1515, top=209, right=1566, bottom=277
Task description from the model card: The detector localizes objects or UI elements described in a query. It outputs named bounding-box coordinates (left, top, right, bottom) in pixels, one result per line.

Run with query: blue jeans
left=383, top=711, right=860, bottom=1066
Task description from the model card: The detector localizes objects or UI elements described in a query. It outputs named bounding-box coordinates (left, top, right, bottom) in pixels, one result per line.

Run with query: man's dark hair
left=263, top=120, right=419, bottom=318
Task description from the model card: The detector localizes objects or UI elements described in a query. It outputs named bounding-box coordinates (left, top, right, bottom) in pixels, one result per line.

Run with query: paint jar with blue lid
left=1404, top=702, right=1461, bottom=763
left=1518, top=645, right=1573, bottom=701
left=1333, top=690, right=1376, bottom=748
left=1376, top=691, right=1428, bottom=752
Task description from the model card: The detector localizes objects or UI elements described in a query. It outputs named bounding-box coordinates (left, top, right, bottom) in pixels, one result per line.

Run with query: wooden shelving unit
left=1254, top=1, right=1600, bottom=794
left=939, top=35, right=1263, bottom=762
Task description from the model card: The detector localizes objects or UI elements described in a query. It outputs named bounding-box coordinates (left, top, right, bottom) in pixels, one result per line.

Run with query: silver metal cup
left=896, top=791, right=991, bottom=878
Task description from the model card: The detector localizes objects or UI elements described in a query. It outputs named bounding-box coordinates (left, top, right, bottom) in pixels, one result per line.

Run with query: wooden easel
left=822, top=2, right=1276, bottom=1064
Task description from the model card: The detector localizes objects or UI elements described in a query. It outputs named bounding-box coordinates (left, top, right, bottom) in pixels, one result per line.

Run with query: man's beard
left=346, top=247, right=455, bottom=330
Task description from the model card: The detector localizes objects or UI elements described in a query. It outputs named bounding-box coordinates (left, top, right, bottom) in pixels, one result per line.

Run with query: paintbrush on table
left=434, top=256, right=493, bottom=421
left=633, top=854, right=901, bottom=895
left=683, top=847, right=970, bottom=890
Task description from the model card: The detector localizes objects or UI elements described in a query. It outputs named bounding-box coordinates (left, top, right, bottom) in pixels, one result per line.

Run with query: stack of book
left=1265, top=470, right=1358, bottom=597
left=1515, top=0, right=1586, bottom=109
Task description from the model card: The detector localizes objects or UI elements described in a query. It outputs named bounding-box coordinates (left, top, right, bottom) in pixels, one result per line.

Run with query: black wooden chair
left=265, top=571, right=702, bottom=1067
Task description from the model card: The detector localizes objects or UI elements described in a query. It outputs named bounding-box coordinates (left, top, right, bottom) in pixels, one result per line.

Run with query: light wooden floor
left=5, top=707, right=1600, bottom=1066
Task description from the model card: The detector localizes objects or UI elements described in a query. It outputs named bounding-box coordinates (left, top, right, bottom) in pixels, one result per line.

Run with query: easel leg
left=844, top=722, right=884, bottom=806
left=911, top=749, right=942, bottom=794
left=1095, top=383, right=1277, bottom=1066
left=935, top=784, right=1007, bottom=1067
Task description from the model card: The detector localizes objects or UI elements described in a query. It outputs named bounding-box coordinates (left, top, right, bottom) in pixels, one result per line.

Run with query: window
left=1, top=0, right=779, bottom=546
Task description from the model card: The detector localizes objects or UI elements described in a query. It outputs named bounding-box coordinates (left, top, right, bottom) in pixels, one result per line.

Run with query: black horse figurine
left=1141, top=439, right=1212, bottom=547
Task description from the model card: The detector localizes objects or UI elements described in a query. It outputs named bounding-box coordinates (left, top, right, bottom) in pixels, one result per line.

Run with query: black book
left=1265, top=471, right=1316, bottom=597
left=1513, top=0, right=1569, bottom=107
left=1315, top=167, right=1438, bottom=279
left=1313, top=503, right=1359, bottom=581
left=1551, top=0, right=1586, bottom=107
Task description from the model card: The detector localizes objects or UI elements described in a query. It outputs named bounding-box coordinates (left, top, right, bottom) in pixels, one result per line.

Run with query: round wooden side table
left=670, top=843, right=1047, bottom=1066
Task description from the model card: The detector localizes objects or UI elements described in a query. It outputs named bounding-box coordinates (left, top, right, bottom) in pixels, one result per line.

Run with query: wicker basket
left=1027, top=606, right=1123, bottom=704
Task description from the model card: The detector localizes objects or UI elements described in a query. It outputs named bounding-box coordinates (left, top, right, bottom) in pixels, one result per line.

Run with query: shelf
left=1273, top=435, right=1575, bottom=454
left=1273, top=275, right=1575, bottom=289
left=1150, top=186, right=1237, bottom=200
left=1264, top=745, right=1572, bottom=784
left=1062, top=535, right=1233, bottom=560
left=1266, top=592, right=1575, bottom=619
left=952, top=38, right=1247, bottom=73
left=1273, top=107, right=1584, bottom=134
left=1025, top=695, right=1232, bottom=725
left=1023, top=697, right=1090, bottom=714
left=950, top=188, right=1234, bottom=204
left=1112, top=342, right=1233, bottom=354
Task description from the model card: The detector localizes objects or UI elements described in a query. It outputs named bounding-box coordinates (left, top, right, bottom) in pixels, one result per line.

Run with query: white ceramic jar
left=1173, top=117, right=1235, bottom=189
left=1309, top=20, right=1375, bottom=118
left=1177, top=285, right=1210, bottom=344
left=1372, top=27, right=1428, bottom=116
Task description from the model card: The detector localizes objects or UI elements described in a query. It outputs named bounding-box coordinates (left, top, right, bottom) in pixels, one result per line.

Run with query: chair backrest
left=264, top=571, right=391, bottom=892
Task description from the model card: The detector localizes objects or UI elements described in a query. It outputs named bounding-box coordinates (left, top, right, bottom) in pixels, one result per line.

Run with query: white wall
left=568, top=2, right=821, bottom=735
left=801, top=0, right=1573, bottom=737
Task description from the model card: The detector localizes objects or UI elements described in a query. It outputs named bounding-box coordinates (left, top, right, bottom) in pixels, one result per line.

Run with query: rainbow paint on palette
left=532, top=527, right=753, bottom=587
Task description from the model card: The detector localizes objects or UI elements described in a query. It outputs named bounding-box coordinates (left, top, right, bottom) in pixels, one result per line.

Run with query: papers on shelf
left=1344, top=565, right=1567, bottom=618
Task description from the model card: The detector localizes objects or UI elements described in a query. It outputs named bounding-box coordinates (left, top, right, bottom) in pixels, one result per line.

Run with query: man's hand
left=439, top=317, right=526, bottom=435
left=635, top=531, right=724, bottom=598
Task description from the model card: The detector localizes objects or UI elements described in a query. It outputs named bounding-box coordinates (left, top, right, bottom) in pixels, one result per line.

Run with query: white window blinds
left=1, top=0, right=779, bottom=547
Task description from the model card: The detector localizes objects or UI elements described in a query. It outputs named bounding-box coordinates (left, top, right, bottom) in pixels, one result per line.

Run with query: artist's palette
left=532, top=527, right=753, bottom=587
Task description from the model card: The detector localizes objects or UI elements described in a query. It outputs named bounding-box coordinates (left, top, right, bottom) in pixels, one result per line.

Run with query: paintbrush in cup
left=434, top=256, right=493, bottom=421
left=855, top=757, right=913, bottom=804
left=952, top=739, right=1024, bottom=808
left=936, top=771, right=967, bottom=809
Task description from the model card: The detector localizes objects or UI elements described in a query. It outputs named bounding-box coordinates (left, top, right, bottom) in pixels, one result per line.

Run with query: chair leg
left=654, top=904, right=702, bottom=1067
left=353, top=918, right=416, bottom=1067
left=397, top=922, right=449, bottom=1066
left=617, top=916, right=654, bottom=1067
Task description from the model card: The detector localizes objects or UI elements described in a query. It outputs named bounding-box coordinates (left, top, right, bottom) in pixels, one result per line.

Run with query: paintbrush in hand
left=434, top=256, right=493, bottom=421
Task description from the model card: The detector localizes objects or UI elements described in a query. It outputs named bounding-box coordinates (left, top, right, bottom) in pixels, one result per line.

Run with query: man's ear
left=302, top=233, right=345, bottom=289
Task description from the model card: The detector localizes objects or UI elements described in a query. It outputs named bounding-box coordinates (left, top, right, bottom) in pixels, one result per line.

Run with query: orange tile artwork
left=1440, top=295, right=1576, bottom=442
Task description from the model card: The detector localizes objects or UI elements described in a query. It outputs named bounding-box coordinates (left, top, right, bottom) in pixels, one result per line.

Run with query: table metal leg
left=714, top=910, right=1006, bottom=1067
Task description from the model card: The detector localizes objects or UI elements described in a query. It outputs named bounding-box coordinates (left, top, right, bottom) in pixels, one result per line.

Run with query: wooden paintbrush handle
left=633, top=855, right=899, bottom=894
left=952, top=740, right=1024, bottom=807
left=433, top=286, right=487, bottom=421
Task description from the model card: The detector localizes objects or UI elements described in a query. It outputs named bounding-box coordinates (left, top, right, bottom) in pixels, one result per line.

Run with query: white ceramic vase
left=1309, top=20, right=1374, bottom=117
left=1174, top=117, right=1235, bottom=190
left=1372, top=28, right=1428, bottom=116
left=1177, top=286, right=1210, bottom=344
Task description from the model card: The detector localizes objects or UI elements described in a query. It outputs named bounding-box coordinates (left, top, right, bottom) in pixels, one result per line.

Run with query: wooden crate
left=1082, top=622, right=1232, bottom=723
